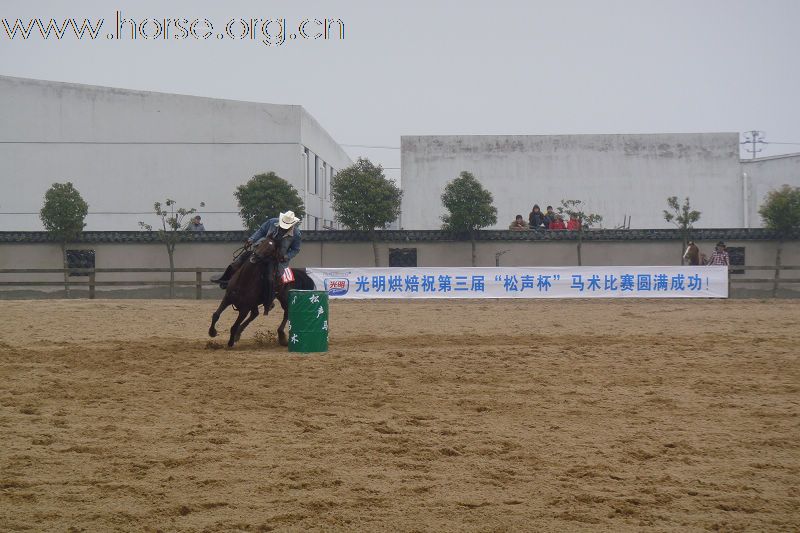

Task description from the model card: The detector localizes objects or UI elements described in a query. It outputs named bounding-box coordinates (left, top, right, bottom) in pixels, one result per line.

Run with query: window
left=67, top=249, right=95, bottom=277
left=303, top=147, right=310, bottom=192
left=313, top=155, right=319, bottom=195
left=389, top=248, right=417, bottom=267
left=322, top=162, right=327, bottom=199
left=329, top=166, right=335, bottom=198
left=727, top=246, right=745, bottom=275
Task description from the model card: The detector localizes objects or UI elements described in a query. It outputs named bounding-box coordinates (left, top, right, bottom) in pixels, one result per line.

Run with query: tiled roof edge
left=1, top=228, right=797, bottom=244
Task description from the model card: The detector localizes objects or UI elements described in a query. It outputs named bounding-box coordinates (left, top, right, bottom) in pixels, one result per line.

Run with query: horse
left=207, top=236, right=316, bottom=347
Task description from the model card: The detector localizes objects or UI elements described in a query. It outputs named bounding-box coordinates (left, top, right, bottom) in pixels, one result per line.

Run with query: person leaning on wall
left=509, top=214, right=529, bottom=231
left=186, top=215, right=205, bottom=231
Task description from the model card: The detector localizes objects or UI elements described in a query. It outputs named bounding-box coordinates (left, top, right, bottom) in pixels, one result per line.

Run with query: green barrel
left=288, top=290, right=329, bottom=353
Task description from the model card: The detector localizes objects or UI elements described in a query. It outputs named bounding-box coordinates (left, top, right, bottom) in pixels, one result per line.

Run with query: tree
left=40, top=182, right=89, bottom=298
left=558, top=199, right=603, bottom=266
left=234, top=172, right=305, bottom=232
left=663, top=196, right=701, bottom=265
left=441, top=171, right=497, bottom=266
left=759, top=185, right=800, bottom=297
left=331, top=158, right=402, bottom=266
left=139, top=199, right=204, bottom=298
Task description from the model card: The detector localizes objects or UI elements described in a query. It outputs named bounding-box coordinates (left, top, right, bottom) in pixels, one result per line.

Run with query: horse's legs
left=277, top=290, right=290, bottom=347
left=228, top=308, right=248, bottom=347
left=235, top=307, right=260, bottom=342
left=209, top=297, right=230, bottom=338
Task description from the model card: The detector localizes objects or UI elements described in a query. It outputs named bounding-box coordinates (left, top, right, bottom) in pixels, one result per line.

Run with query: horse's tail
left=292, top=268, right=316, bottom=291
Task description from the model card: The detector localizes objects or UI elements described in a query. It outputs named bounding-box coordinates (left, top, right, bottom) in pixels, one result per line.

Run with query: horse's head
left=250, top=238, right=280, bottom=264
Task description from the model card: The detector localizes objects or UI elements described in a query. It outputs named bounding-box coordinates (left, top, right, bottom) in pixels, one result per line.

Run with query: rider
left=212, top=210, right=302, bottom=291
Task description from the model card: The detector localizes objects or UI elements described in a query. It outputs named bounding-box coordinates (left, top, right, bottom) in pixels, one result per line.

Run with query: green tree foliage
left=758, top=185, right=800, bottom=297
left=139, top=199, right=204, bottom=298
left=39, top=182, right=89, bottom=297
left=663, top=196, right=701, bottom=265
left=558, top=199, right=603, bottom=266
left=441, top=171, right=497, bottom=266
left=234, top=172, right=305, bottom=232
left=331, top=158, right=402, bottom=266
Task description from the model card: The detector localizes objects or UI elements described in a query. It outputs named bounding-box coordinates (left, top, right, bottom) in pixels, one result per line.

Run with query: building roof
left=741, top=151, right=800, bottom=163
left=0, top=228, right=795, bottom=244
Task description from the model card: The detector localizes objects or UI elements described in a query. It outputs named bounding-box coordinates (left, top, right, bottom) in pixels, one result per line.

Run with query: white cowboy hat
left=278, top=210, right=300, bottom=229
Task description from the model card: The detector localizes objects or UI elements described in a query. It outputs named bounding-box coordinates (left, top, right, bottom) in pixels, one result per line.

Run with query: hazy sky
left=2, top=0, right=799, bottom=179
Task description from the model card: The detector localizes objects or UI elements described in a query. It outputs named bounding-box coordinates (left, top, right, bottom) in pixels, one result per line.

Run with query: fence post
left=727, top=265, right=732, bottom=297
left=196, top=270, right=202, bottom=300
left=89, top=271, right=96, bottom=300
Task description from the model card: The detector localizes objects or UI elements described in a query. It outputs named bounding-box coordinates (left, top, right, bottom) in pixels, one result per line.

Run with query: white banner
left=305, top=266, right=728, bottom=299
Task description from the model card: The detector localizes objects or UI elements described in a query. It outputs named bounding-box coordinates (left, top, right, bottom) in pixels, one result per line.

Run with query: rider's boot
left=212, top=251, right=250, bottom=289
left=211, top=265, right=235, bottom=289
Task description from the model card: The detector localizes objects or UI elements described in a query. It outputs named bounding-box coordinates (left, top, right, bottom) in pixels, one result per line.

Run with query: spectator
left=683, top=241, right=700, bottom=265
left=509, top=214, right=528, bottom=231
left=186, top=215, right=205, bottom=231
left=707, top=241, right=730, bottom=266
left=543, top=205, right=556, bottom=228
left=566, top=214, right=581, bottom=231
left=549, top=214, right=566, bottom=230
left=528, top=204, right=546, bottom=229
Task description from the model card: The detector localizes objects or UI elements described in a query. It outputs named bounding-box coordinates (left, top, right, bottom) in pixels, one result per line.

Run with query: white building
left=0, top=75, right=351, bottom=231
left=400, top=133, right=800, bottom=230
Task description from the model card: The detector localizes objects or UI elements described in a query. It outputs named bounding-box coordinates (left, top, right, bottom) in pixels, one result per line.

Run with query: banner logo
left=325, top=277, right=349, bottom=296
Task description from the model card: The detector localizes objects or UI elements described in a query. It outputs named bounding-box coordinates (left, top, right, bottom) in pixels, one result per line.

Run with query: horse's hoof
left=209, top=329, right=217, bottom=338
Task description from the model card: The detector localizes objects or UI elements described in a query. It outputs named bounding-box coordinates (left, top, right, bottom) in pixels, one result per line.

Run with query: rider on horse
left=212, top=210, right=302, bottom=306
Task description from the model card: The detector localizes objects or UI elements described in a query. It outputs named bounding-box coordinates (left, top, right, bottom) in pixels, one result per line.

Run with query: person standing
left=707, top=241, right=730, bottom=266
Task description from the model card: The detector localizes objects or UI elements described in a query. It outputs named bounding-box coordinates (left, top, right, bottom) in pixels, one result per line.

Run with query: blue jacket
left=249, top=218, right=302, bottom=260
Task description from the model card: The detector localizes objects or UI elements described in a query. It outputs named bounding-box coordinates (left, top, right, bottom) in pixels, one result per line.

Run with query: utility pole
left=740, top=130, right=766, bottom=159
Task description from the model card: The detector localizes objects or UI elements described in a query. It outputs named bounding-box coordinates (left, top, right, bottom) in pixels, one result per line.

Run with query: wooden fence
left=0, top=266, right=798, bottom=299
left=0, top=267, right=225, bottom=299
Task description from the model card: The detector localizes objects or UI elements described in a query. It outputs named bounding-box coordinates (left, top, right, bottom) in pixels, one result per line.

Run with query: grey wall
left=401, top=133, right=799, bottom=231
left=0, top=76, right=351, bottom=232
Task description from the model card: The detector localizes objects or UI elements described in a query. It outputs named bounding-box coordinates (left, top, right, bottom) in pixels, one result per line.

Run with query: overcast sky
left=2, top=0, right=799, bottom=178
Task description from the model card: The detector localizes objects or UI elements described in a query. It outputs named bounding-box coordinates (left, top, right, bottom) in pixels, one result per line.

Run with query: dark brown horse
left=208, top=236, right=316, bottom=347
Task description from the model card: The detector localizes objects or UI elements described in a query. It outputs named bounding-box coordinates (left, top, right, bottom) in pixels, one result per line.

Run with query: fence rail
left=0, top=267, right=226, bottom=299
left=0, top=266, right=798, bottom=299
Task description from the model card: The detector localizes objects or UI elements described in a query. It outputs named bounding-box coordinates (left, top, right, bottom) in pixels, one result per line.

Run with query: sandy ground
left=0, top=298, right=798, bottom=532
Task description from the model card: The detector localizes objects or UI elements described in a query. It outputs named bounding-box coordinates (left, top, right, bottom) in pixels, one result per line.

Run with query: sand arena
left=1, top=298, right=798, bottom=531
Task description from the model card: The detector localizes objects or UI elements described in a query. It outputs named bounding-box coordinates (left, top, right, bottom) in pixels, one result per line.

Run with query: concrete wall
left=2, top=238, right=797, bottom=298
left=0, top=76, right=351, bottom=232
left=741, top=153, right=800, bottom=227
left=401, top=133, right=747, bottom=230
